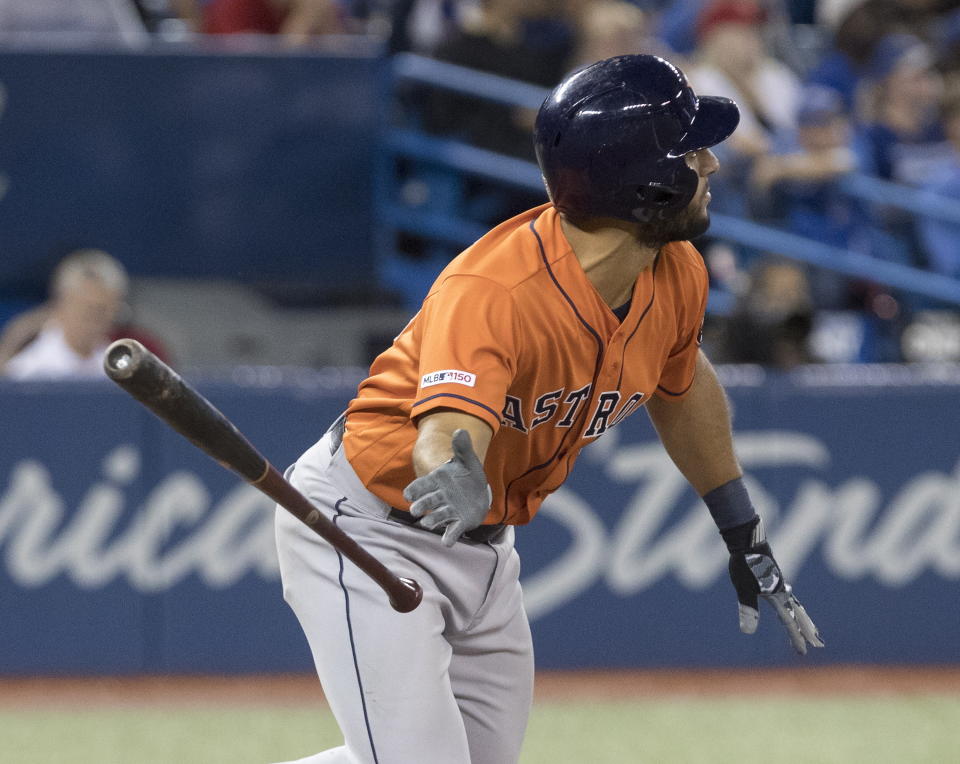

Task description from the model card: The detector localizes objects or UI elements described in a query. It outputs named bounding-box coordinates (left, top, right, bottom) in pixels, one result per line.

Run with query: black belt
left=328, top=415, right=505, bottom=545
left=388, top=508, right=506, bottom=544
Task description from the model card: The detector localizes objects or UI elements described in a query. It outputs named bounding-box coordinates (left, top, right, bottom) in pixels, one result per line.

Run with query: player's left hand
left=723, top=517, right=824, bottom=655
left=403, top=429, right=492, bottom=547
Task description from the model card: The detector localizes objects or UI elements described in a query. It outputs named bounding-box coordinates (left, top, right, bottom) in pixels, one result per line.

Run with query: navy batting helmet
left=533, top=54, right=740, bottom=223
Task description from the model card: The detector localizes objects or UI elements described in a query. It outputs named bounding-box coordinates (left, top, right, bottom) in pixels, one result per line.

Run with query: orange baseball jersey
left=342, top=202, right=708, bottom=526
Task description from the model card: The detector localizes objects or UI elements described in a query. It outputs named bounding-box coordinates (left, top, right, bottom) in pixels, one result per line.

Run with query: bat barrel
left=104, top=338, right=268, bottom=483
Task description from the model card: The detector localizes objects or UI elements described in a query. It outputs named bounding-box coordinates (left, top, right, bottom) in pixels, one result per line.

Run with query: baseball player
left=272, top=53, right=822, bottom=764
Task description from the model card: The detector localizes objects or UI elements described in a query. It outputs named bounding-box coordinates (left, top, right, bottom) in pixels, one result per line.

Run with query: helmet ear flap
left=629, top=159, right=699, bottom=220
left=635, top=184, right=682, bottom=208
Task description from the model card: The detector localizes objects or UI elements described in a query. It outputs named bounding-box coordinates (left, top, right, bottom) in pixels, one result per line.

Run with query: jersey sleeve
left=655, top=253, right=708, bottom=400
left=411, top=275, right=519, bottom=433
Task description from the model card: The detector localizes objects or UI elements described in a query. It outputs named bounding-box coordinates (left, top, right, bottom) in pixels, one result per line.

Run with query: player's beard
left=634, top=193, right=711, bottom=248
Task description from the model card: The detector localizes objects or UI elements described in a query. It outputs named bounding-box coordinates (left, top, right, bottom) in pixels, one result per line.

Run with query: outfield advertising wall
left=1, top=367, right=958, bottom=674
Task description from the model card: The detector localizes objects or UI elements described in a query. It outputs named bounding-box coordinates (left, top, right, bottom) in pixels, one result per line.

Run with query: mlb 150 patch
left=421, top=370, right=477, bottom=388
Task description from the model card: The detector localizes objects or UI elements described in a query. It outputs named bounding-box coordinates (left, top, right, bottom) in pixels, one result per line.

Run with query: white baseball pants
left=272, top=433, right=534, bottom=764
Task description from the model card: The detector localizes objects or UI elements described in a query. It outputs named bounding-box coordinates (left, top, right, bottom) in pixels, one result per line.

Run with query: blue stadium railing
left=379, top=53, right=960, bottom=312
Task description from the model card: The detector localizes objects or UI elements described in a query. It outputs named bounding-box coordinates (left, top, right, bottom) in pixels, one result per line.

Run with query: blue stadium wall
left=0, top=46, right=385, bottom=297
left=1, top=368, right=958, bottom=674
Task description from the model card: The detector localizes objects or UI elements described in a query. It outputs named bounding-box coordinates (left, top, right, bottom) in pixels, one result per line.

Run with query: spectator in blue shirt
left=750, top=85, right=861, bottom=308
left=751, top=86, right=857, bottom=244
left=918, top=94, right=960, bottom=279
left=854, top=33, right=948, bottom=185
left=850, top=33, right=950, bottom=276
left=806, top=0, right=907, bottom=111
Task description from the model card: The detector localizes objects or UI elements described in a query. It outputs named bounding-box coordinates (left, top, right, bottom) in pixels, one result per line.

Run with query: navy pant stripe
left=333, top=497, right=380, bottom=764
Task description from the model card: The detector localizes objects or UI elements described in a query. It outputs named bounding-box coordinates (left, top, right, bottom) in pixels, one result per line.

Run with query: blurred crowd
left=364, top=0, right=960, bottom=365
left=3, top=0, right=960, bottom=369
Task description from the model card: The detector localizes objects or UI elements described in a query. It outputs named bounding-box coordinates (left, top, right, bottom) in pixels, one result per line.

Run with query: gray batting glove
left=402, top=429, right=492, bottom=547
left=723, top=517, right=824, bottom=655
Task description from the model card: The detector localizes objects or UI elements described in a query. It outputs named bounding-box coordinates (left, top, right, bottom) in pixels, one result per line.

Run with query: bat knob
left=389, top=577, right=423, bottom=613
left=104, top=338, right=147, bottom=380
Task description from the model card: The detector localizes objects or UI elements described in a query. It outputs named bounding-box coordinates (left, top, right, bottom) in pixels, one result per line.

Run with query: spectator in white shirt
left=1, top=249, right=128, bottom=380
left=686, top=0, right=801, bottom=217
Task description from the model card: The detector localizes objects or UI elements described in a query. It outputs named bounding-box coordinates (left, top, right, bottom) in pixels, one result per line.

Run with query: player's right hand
left=723, top=517, right=824, bottom=655
left=402, top=429, right=492, bottom=547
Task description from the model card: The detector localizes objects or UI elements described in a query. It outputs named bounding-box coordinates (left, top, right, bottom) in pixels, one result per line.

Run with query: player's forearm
left=412, top=410, right=493, bottom=477
left=645, top=351, right=741, bottom=497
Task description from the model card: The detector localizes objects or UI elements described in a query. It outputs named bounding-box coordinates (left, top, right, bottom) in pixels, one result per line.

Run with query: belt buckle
left=463, top=523, right=506, bottom=544
left=389, top=509, right=504, bottom=544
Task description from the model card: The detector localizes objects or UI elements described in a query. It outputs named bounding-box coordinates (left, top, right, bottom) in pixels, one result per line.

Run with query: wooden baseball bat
left=102, top=338, right=422, bottom=613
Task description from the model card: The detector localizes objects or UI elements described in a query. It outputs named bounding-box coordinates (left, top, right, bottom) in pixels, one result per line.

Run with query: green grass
left=524, top=696, right=960, bottom=764
left=1, top=695, right=958, bottom=763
